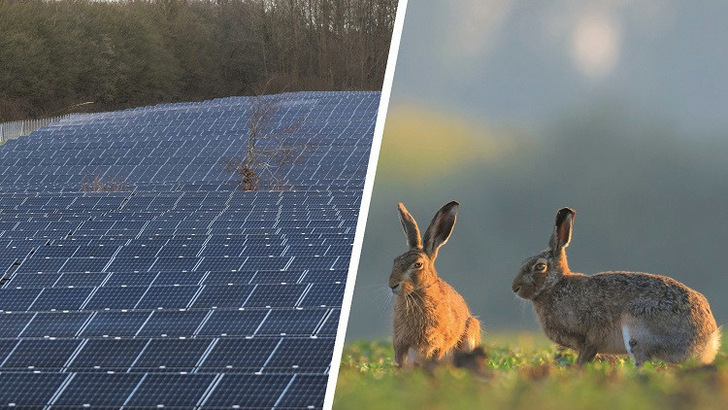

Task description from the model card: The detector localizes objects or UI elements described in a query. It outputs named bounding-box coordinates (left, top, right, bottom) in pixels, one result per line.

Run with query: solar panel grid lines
left=0, top=91, right=376, bottom=408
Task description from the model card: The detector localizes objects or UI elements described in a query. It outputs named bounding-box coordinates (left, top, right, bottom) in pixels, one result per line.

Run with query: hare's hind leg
left=458, top=316, right=481, bottom=352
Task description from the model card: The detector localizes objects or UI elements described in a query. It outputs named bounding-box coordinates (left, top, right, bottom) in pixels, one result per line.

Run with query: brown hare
left=390, top=201, right=481, bottom=368
left=513, top=207, right=720, bottom=366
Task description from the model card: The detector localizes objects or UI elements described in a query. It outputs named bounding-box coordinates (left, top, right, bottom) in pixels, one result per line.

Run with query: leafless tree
left=220, top=86, right=309, bottom=190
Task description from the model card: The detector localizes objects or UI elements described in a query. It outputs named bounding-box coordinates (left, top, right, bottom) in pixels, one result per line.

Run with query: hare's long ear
left=398, top=203, right=422, bottom=250
left=549, top=207, right=575, bottom=252
left=422, top=201, right=459, bottom=260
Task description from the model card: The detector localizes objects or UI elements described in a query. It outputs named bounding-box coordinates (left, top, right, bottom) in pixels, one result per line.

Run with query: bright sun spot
left=570, top=13, right=621, bottom=79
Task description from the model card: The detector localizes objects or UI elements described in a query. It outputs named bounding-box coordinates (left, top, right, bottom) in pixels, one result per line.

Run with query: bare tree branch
left=220, top=89, right=310, bottom=191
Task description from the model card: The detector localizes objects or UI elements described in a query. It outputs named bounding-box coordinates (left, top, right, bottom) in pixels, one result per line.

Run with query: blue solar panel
left=136, top=310, right=208, bottom=337
left=68, top=339, right=148, bottom=370
left=3, top=339, right=81, bottom=369
left=198, top=310, right=269, bottom=337
left=132, top=339, right=211, bottom=371
left=84, top=286, right=147, bottom=309
left=20, top=311, right=91, bottom=337
left=192, top=284, right=255, bottom=308
left=203, top=374, right=292, bottom=407
left=258, top=309, right=329, bottom=336
left=0, top=288, right=41, bottom=311
left=0, top=314, right=34, bottom=337
left=125, top=374, right=216, bottom=407
left=0, top=91, right=377, bottom=407
left=55, top=373, right=145, bottom=407
left=266, top=338, right=336, bottom=372
left=81, top=310, right=151, bottom=337
left=0, top=373, right=67, bottom=407
left=135, top=285, right=198, bottom=309
left=199, top=337, right=278, bottom=370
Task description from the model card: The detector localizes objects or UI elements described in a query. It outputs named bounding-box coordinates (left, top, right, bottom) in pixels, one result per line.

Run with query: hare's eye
left=414, top=262, right=423, bottom=269
left=534, top=262, right=547, bottom=272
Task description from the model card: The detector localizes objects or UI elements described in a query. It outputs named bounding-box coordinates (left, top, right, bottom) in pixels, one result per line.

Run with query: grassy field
left=334, top=332, right=728, bottom=410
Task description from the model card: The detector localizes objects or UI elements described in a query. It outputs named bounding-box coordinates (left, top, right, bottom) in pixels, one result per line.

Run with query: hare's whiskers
left=371, top=287, right=393, bottom=317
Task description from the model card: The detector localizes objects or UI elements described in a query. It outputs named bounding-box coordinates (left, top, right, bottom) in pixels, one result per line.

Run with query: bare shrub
left=80, top=172, right=129, bottom=192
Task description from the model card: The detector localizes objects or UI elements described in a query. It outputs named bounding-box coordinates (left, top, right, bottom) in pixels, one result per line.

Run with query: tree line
left=0, top=0, right=396, bottom=121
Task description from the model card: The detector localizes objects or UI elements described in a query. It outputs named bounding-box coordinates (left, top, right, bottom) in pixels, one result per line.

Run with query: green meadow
left=334, top=332, right=728, bottom=410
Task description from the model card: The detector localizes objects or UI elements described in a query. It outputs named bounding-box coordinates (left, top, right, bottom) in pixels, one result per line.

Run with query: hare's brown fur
left=513, top=208, right=720, bottom=366
left=390, top=202, right=481, bottom=368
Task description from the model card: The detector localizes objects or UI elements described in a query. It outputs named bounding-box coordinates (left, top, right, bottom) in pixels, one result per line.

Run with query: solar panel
left=0, top=91, right=378, bottom=407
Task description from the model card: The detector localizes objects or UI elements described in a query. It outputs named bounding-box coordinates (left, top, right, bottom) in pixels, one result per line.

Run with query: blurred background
left=347, top=0, right=728, bottom=340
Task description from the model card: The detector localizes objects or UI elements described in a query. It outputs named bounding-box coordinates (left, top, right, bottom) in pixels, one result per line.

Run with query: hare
left=513, top=207, right=720, bottom=366
left=390, top=201, right=481, bottom=368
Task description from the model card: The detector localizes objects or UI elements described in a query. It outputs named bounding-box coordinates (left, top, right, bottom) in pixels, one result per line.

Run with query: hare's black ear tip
left=555, top=207, right=576, bottom=223
left=440, top=201, right=459, bottom=215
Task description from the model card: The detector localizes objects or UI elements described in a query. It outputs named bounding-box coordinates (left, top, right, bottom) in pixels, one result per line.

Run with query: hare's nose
left=512, top=285, right=521, bottom=293
left=390, top=284, right=400, bottom=294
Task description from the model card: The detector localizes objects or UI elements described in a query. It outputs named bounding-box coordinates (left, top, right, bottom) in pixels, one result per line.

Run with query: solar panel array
left=0, top=91, right=378, bottom=408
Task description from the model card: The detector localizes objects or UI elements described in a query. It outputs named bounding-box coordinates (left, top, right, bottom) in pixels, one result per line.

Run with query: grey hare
left=513, top=207, right=720, bottom=366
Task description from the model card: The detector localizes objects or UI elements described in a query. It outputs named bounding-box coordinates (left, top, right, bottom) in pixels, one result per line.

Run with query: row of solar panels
left=1, top=234, right=350, bottom=247
left=62, top=91, right=369, bottom=114
left=12, top=125, right=374, bottom=141
left=0, top=372, right=327, bottom=408
left=2, top=146, right=369, bottom=160
left=0, top=337, right=336, bottom=373
left=4, top=257, right=347, bottom=274
left=5, top=269, right=346, bottom=289
left=0, top=192, right=360, bottom=224
left=27, top=93, right=373, bottom=127
left=0, top=282, right=343, bottom=310
left=0, top=307, right=339, bottom=338
left=1, top=225, right=356, bottom=237
left=0, top=189, right=363, bottom=202
left=0, top=172, right=367, bottom=187
left=1, top=218, right=354, bottom=229
left=3, top=247, right=350, bottom=262
left=0, top=215, right=358, bottom=225
left=0, top=236, right=353, bottom=258
left=0, top=176, right=368, bottom=192
left=3, top=242, right=348, bottom=258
